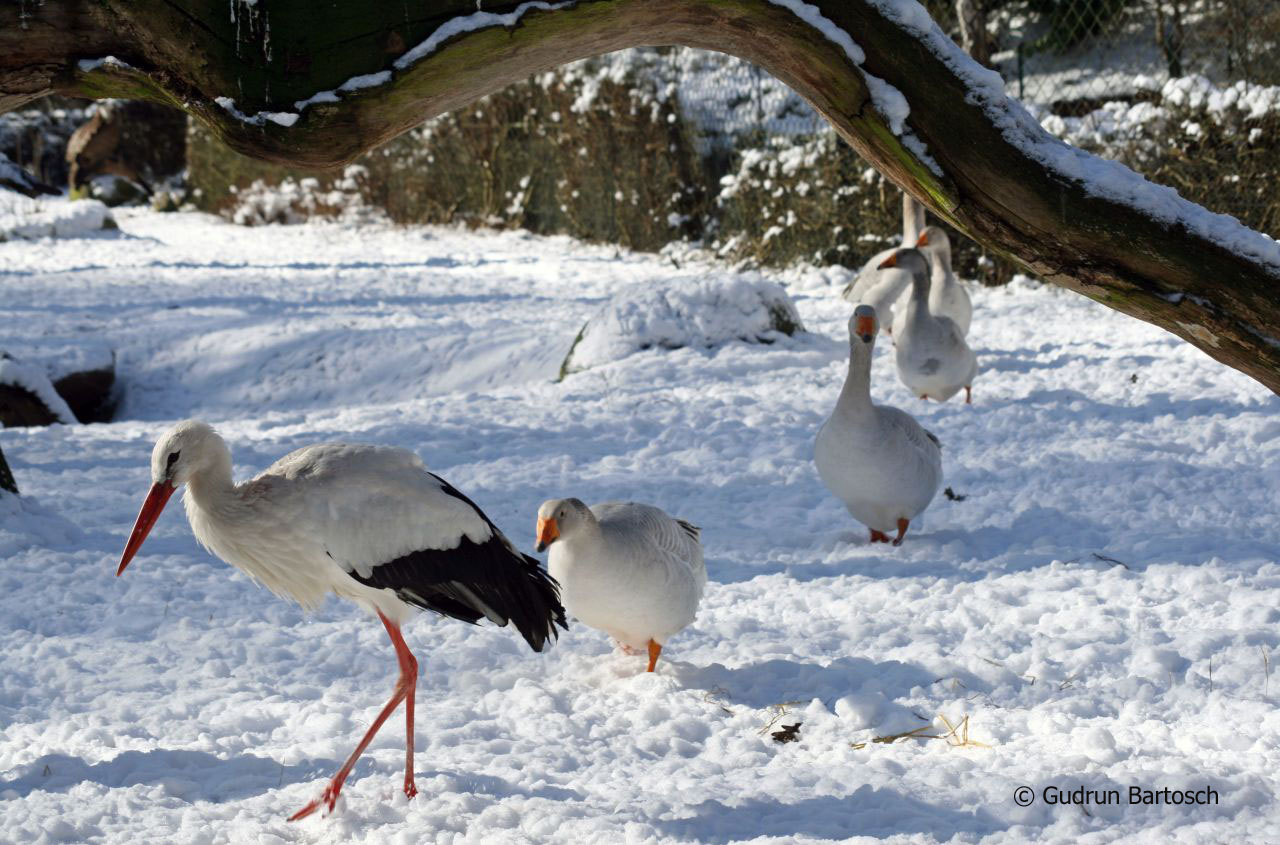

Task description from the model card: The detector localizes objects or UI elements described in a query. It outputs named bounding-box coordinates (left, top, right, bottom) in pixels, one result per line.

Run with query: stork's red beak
left=535, top=517, right=559, bottom=553
left=878, top=251, right=899, bottom=269
left=117, top=482, right=176, bottom=576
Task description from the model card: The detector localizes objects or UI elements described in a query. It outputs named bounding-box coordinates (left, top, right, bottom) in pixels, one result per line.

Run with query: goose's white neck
left=906, top=268, right=936, bottom=318
left=902, top=195, right=925, bottom=245
left=909, top=268, right=932, bottom=301
left=836, top=340, right=875, bottom=415
left=931, top=258, right=948, bottom=284
left=563, top=513, right=604, bottom=551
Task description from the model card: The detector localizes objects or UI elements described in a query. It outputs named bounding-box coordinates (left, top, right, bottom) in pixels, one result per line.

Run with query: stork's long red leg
left=289, top=610, right=419, bottom=821
left=399, top=621, right=418, bottom=801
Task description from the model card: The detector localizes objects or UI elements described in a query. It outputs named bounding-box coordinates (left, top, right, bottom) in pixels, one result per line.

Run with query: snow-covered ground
left=1, top=209, right=1278, bottom=844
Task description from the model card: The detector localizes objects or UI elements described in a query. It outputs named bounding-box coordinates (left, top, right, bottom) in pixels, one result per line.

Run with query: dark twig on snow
left=1091, top=552, right=1130, bottom=570
left=771, top=723, right=801, bottom=743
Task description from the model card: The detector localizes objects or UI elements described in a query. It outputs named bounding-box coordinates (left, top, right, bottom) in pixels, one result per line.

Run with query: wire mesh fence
left=652, top=0, right=1280, bottom=236
left=4, top=0, right=1275, bottom=265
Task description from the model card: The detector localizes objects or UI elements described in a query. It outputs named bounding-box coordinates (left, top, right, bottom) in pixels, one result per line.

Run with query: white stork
left=116, top=420, right=566, bottom=820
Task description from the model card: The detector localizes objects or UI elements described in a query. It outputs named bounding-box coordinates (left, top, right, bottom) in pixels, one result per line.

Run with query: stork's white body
left=118, top=421, right=564, bottom=820
left=184, top=442, right=501, bottom=625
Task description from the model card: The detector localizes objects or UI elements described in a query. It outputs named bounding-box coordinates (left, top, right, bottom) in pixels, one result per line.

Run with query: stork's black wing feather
left=347, top=476, right=567, bottom=652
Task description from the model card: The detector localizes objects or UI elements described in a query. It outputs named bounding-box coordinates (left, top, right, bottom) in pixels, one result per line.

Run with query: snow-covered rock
left=0, top=356, right=78, bottom=425
left=561, top=275, right=803, bottom=376
left=0, top=189, right=115, bottom=240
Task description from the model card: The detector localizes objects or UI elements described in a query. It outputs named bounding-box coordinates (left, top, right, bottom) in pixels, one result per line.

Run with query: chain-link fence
left=979, top=0, right=1280, bottom=107
left=978, top=0, right=1280, bottom=234
left=644, top=0, right=1280, bottom=241
left=5, top=1, right=1275, bottom=266
left=634, top=2, right=1277, bottom=134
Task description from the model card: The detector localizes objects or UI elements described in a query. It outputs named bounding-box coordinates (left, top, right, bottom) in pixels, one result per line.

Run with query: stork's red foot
left=965, top=385, right=972, bottom=404
left=405, top=775, right=419, bottom=800
left=869, top=529, right=892, bottom=544
left=288, top=780, right=343, bottom=821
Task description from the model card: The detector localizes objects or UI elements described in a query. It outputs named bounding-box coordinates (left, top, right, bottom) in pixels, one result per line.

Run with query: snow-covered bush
left=226, top=166, right=381, bottom=226
left=714, top=133, right=1016, bottom=284
left=360, top=61, right=707, bottom=251
left=191, top=59, right=707, bottom=249
left=560, top=276, right=803, bottom=377
left=1033, top=75, right=1280, bottom=234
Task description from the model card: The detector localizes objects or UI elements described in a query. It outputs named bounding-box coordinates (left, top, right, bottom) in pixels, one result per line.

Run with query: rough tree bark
left=2, top=0, right=1278, bottom=393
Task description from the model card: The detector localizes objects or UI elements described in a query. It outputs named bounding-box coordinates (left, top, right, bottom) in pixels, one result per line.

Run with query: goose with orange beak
left=841, top=192, right=928, bottom=332
left=536, top=498, right=704, bottom=672
left=915, top=226, right=972, bottom=336
left=883, top=248, right=977, bottom=403
left=815, top=304, right=943, bottom=545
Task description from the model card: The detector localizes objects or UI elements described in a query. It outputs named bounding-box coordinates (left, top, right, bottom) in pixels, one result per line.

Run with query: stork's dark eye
left=166, top=451, right=181, bottom=469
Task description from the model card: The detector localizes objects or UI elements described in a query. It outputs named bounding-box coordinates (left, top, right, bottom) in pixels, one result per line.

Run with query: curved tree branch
left=3, top=0, right=1279, bottom=392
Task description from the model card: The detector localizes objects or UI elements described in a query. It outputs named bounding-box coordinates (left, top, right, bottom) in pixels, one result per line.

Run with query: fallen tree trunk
left=3, top=0, right=1278, bottom=392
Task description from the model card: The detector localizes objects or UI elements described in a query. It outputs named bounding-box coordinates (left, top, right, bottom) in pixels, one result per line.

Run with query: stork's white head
left=119, top=419, right=229, bottom=577
left=535, top=498, right=592, bottom=552
left=150, top=419, right=229, bottom=487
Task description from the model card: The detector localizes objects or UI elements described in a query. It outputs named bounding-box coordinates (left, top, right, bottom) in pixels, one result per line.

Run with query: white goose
left=841, top=192, right=927, bottom=333
left=888, top=248, right=978, bottom=403
left=535, top=498, right=704, bottom=672
left=815, top=305, right=943, bottom=545
left=916, top=225, right=972, bottom=336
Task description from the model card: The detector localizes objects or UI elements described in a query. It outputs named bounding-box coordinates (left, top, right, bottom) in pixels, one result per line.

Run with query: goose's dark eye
left=166, top=451, right=181, bottom=470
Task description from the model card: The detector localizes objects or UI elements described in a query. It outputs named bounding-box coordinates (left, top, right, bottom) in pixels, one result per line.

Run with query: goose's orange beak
left=117, top=482, right=176, bottom=576
left=855, top=314, right=875, bottom=342
left=916, top=231, right=930, bottom=247
left=535, top=517, right=559, bottom=553
left=877, top=251, right=899, bottom=270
